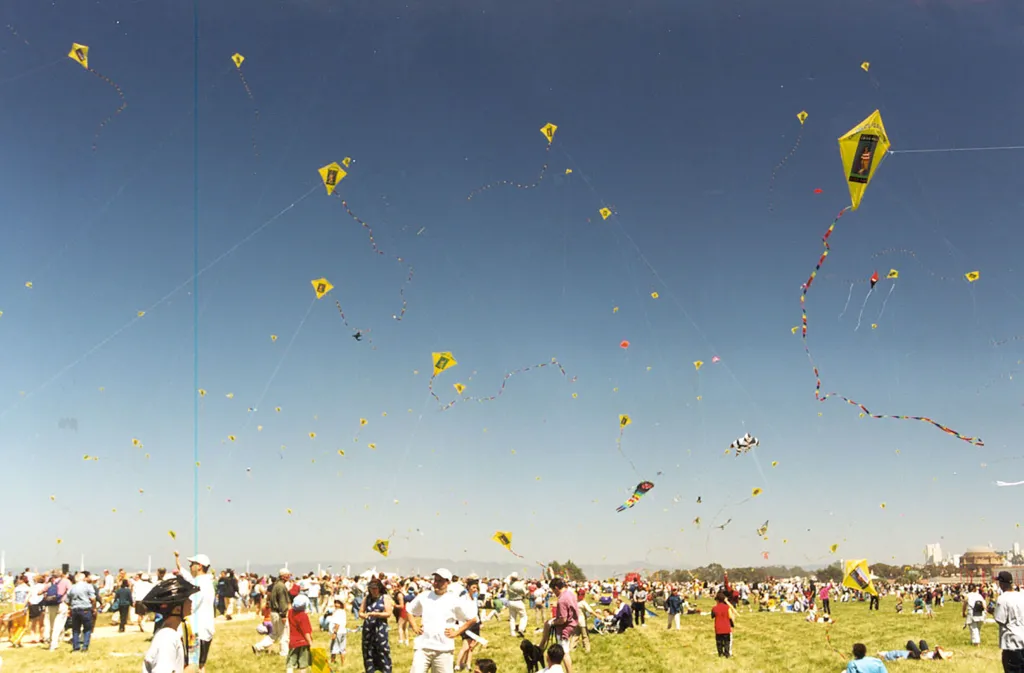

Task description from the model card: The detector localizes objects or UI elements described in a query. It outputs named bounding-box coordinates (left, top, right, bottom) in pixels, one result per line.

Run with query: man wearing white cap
left=407, top=568, right=478, bottom=673
left=505, top=572, right=528, bottom=638
left=175, top=551, right=215, bottom=673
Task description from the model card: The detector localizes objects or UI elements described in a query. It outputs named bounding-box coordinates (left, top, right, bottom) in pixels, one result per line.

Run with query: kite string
left=889, top=145, right=1024, bottom=155
left=0, top=184, right=319, bottom=421
left=799, top=207, right=984, bottom=446
left=212, top=296, right=317, bottom=495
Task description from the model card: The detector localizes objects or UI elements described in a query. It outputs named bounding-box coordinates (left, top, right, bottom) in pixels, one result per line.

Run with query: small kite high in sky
left=616, top=480, right=654, bottom=512
left=729, top=432, right=759, bottom=456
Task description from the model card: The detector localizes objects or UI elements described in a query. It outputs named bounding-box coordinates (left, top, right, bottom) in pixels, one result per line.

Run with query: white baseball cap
left=433, top=568, right=453, bottom=582
left=186, top=554, right=211, bottom=568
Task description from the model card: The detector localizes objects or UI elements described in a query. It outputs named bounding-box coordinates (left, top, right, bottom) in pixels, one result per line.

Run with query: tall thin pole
left=191, top=0, right=201, bottom=555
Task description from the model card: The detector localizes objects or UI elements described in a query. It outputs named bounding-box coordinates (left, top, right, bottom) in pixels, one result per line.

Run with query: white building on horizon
left=924, top=543, right=942, bottom=565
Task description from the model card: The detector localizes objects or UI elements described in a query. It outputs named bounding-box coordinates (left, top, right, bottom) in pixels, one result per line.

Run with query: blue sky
left=2, top=0, right=1024, bottom=573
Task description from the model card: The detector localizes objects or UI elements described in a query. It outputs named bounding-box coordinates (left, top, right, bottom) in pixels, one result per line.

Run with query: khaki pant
left=46, top=604, right=68, bottom=650
left=411, top=648, right=453, bottom=673
left=507, top=600, right=527, bottom=636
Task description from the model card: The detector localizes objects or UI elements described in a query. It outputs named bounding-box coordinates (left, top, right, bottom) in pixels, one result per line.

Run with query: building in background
left=960, top=546, right=1006, bottom=582
left=924, top=543, right=943, bottom=566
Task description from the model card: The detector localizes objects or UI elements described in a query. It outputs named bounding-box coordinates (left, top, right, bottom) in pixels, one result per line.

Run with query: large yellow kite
left=838, top=110, right=890, bottom=210
left=842, top=558, right=878, bottom=596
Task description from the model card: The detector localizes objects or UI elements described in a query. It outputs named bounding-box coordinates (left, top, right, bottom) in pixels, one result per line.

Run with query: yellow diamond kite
left=540, top=122, right=558, bottom=143
left=965, top=270, right=980, bottom=282
left=454, top=383, right=466, bottom=395
left=599, top=207, right=612, bottom=220
left=861, top=61, right=870, bottom=72
left=838, top=110, right=890, bottom=211
left=311, top=278, right=334, bottom=299
left=231, top=53, right=244, bottom=68
left=318, top=162, right=347, bottom=195
left=886, top=269, right=899, bottom=279
left=432, top=351, right=457, bottom=376
left=373, top=538, right=390, bottom=557
left=619, top=413, right=632, bottom=428
left=492, top=530, right=514, bottom=551
left=797, top=110, right=808, bottom=125
left=342, top=157, right=352, bottom=167
left=842, top=558, right=878, bottom=596
left=68, top=43, right=89, bottom=69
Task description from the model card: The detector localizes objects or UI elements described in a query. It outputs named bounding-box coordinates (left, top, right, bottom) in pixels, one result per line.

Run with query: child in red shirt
left=287, top=594, right=315, bottom=673
left=710, top=591, right=733, bottom=658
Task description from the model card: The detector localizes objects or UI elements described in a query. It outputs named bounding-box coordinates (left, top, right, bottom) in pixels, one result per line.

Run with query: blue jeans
left=71, top=608, right=95, bottom=651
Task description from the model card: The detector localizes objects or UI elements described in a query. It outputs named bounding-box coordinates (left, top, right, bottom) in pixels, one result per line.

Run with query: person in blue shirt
left=846, top=643, right=888, bottom=672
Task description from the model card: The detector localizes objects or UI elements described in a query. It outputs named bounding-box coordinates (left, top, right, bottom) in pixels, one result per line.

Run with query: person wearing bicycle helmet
left=141, top=575, right=199, bottom=673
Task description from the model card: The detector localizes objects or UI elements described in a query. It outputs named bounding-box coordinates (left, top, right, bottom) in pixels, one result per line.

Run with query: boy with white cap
left=408, top=568, right=479, bottom=673
left=174, top=551, right=215, bottom=673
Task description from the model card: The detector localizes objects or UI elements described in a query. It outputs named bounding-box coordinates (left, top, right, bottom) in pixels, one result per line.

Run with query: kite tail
left=854, top=287, right=874, bottom=332
left=875, top=283, right=896, bottom=323
left=838, top=283, right=854, bottom=321
left=800, top=207, right=983, bottom=446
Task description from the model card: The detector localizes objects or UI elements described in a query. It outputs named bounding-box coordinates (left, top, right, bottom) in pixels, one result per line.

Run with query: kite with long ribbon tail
left=799, top=111, right=982, bottom=446
left=616, top=480, right=654, bottom=512
left=427, top=351, right=576, bottom=411
left=466, top=123, right=556, bottom=201
left=767, top=111, right=808, bottom=212
left=231, top=53, right=260, bottom=161
left=319, top=161, right=415, bottom=322
left=67, top=43, right=127, bottom=151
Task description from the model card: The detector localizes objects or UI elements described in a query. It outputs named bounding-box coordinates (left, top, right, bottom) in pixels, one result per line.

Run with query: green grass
left=0, top=597, right=1004, bottom=672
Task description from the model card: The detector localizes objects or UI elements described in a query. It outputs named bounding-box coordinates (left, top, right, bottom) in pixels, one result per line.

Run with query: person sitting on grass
left=845, top=643, right=887, bottom=673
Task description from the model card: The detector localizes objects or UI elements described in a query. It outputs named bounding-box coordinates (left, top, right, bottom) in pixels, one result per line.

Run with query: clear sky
left=2, top=0, right=1023, bottom=574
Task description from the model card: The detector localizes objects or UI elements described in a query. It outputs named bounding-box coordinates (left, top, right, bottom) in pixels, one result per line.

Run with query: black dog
left=520, top=639, right=545, bottom=673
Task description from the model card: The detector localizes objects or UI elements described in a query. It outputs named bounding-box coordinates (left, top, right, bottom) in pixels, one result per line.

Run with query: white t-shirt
left=328, top=608, right=347, bottom=634
left=133, top=581, right=154, bottom=603
left=995, top=590, right=1024, bottom=650
left=407, top=590, right=477, bottom=652
left=542, top=666, right=564, bottom=673
left=28, top=583, right=45, bottom=606
left=179, top=569, right=216, bottom=641
left=308, top=581, right=320, bottom=598
left=965, top=591, right=986, bottom=622
left=144, top=626, right=184, bottom=673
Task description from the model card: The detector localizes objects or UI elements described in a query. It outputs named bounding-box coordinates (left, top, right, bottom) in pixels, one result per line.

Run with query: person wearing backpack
left=43, top=570, right=72, bottom=651
left=963, top=584, right=986, bottom=646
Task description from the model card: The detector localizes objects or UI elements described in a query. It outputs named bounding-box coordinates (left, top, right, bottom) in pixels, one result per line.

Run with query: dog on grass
left=520, top=638, right=545, bottom=673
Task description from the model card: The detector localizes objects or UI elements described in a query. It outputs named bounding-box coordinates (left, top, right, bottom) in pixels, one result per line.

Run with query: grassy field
left=0, top=596, right=1005, bottom=672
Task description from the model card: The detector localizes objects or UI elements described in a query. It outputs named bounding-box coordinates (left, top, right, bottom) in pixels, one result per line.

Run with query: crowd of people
left=4, top=560, right=1024, bottom=672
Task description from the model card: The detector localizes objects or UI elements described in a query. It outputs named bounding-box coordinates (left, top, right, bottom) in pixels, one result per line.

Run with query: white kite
left=729, top=432, right=760, bottom=456
left=997, top=480, right=1024, bottom=487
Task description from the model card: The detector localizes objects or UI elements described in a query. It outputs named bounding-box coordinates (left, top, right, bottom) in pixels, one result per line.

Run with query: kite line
left=800, top=207, right=983, bottom=446
left=889, top=144, right=1024, bottom=155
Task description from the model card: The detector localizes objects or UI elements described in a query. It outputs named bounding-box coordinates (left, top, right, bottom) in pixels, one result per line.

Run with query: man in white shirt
left=175, top=551, right=216, bottom=673
left=994, top=571, right=1024, bottom=672
left=963, top=583, right=986, bottom=646
left=408, top=568, right=478, bottom=673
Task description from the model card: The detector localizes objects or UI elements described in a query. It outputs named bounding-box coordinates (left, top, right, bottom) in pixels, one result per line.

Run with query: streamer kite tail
left=997, top=480, right=1024, bottom=487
